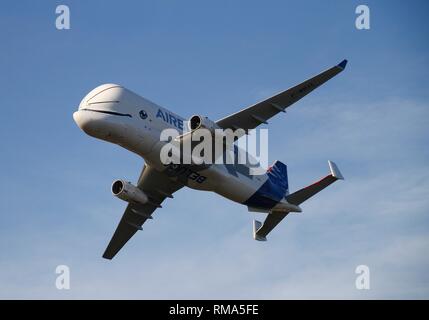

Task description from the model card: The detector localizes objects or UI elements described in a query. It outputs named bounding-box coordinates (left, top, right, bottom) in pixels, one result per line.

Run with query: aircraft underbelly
left=202, top=165, right=260, bottom=203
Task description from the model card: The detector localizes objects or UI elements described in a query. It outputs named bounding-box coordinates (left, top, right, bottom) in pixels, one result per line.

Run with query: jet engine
left=188, top=115, right=220, bottom=134
left=111, top=180, right=148, bottom=205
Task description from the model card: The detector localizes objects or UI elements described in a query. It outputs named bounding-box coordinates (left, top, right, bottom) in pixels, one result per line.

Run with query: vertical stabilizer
left=267, top=160, right=289, bottom=196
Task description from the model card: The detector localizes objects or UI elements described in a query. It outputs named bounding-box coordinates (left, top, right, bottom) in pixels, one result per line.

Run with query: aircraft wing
left=216, top=60, right=347, bottom=133
left=102, top=164, right=184, bottom=259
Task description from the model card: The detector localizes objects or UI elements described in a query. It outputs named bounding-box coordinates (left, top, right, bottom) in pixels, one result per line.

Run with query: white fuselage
left=73, top=84, right=296, bottom=212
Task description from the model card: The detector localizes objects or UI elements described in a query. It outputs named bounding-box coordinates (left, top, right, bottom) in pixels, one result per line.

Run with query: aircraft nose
left=73, top=110, right=86, bottom=129
left=78, top=83, right=125, bottom=110
left=74, top=83, right=126, bottom=137
left=73, top=110, right=99, bottom=135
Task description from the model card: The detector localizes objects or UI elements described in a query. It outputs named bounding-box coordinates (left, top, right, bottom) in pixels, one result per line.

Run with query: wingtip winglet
left=253, top=220, right=267, bottom=241
left=337, top=59, right=348, bottom=70
left=328, top=160, right=344, bottom=180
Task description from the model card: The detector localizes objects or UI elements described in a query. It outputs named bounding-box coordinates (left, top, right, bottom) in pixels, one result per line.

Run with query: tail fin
left=253, top=160, right=344, bottom=241
left=267, top=160, right=289, bottom=196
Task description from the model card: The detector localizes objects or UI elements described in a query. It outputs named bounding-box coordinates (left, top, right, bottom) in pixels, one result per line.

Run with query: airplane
left=73, top=59, right=347, bottom=259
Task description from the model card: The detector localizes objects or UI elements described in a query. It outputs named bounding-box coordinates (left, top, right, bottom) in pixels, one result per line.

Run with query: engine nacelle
left=188, top=115, right=220, bottom=134
left=111, top=180, right=149, bottom=205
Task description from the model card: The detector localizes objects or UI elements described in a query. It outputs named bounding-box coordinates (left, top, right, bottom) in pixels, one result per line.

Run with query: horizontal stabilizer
left=252, top=161, right=343, bottom=241
left=254, top=212, right=289, bottom=241
left=286, top=160, right=344, bottom=206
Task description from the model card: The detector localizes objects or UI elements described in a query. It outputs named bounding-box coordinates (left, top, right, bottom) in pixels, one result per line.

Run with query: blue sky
left=0, top=0, right=428, bottom=298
